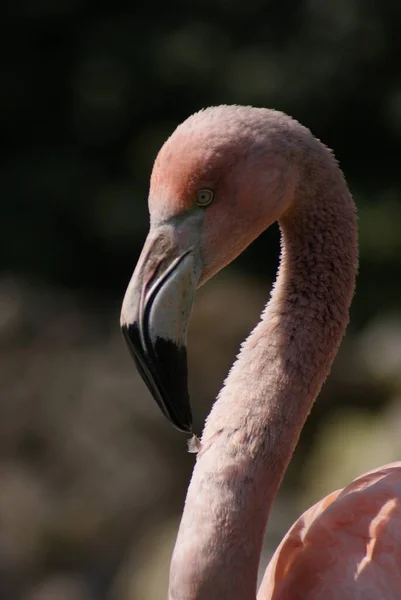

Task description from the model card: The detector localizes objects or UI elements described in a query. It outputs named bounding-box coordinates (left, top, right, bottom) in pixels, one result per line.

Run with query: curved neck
left=169, top=171, right=357, bottom=600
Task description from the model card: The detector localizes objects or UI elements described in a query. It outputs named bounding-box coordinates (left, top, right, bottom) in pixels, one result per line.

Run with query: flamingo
left=120, top=105, right=401, bottom=599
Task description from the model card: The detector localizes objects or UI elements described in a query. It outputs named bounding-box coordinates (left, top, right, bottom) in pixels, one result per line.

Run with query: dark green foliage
left=2, top=1, right=401, bottom=313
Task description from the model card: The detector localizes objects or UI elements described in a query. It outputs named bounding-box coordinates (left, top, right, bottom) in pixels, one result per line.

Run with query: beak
left=120, top=222, right=202, bottom=433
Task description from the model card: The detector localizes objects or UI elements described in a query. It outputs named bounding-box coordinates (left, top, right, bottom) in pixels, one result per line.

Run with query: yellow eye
left=195, top=189, right=214, bottom=207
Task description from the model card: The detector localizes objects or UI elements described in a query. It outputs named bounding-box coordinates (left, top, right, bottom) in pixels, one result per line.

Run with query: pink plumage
left=121, top=105, right=400, bottom=599
left=260, top=463, right=401, bottom=598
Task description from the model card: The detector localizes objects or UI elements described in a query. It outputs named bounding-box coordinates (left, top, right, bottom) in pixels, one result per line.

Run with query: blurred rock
left=358, top=314, right=401, bottom=385
left=112, top=518, right=179, bottom=600
left=0, top=274, right=269, bottom=597
left=0, top=275, right=399, bottom=598
left=25, top=575, right=93, bottom=600
left=299, top=397, right=401, bottom=512
left=0, top=464, right=48, bottom=573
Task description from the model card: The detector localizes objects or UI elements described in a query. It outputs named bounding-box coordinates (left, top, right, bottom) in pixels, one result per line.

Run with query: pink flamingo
left=121, top=105, right=401, bottom=598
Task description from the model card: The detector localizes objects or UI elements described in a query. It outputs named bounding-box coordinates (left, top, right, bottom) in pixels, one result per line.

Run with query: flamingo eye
left=195, top=189, right=214, bottom=207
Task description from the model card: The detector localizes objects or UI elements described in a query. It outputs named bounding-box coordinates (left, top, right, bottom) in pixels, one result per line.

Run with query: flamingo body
left=120, top=105, right=401, bottom=598
left=260, top=463, right=401, bottom=598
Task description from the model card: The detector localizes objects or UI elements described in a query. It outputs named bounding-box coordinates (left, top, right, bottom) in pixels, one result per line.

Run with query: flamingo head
left=120, top=105, right=296, bottom=432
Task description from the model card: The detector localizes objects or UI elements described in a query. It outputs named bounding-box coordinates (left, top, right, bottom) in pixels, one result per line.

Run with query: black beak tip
left=121, top=323, right=193, bottom=434
left=174, top=419, right=193, bottom=434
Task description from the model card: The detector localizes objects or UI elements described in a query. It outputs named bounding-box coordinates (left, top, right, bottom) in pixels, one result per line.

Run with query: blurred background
left=2, top=1, right=401, bottom=598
